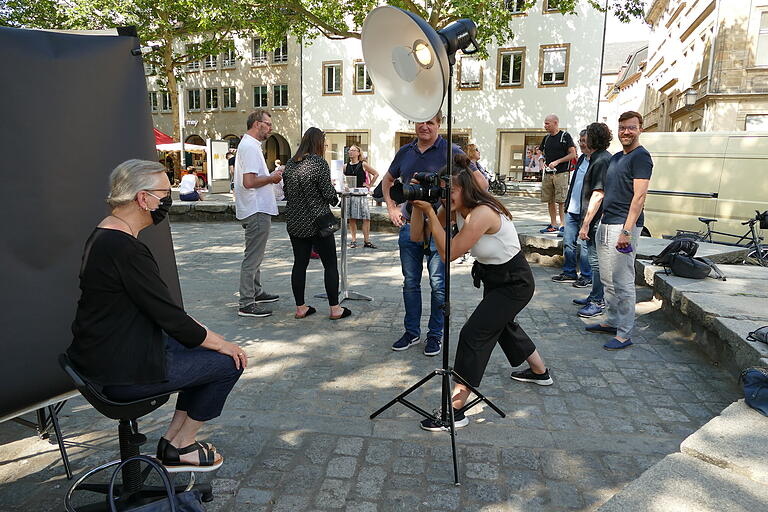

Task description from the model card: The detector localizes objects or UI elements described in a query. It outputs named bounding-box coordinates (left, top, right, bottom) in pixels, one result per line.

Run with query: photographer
left=382, top=110, right=487, bottom=356
left=410, top=154, right=552, bottom=431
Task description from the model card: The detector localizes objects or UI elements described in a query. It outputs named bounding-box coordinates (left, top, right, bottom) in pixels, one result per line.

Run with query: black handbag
left=107, top=455, right=205, bottom=512
left=314, top=211, right=340, bottom=238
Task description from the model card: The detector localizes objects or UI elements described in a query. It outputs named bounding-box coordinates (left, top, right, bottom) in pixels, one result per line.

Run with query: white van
left=608, top=131, right=768, bottom=241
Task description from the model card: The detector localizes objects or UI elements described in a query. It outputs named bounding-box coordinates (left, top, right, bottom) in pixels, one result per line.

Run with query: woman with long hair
left=344, top=144, right=379, bottom=248
left=410, top=153, right=552, bottom=431
left=283, top=127, right=351, bottom=320
left=465, top=143, right=492, bottom=189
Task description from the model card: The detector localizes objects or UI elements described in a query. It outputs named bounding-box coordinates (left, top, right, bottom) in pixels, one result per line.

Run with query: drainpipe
left=596, top=0, right=609, bottom=121
left=705, top=0, right=721, bottom=129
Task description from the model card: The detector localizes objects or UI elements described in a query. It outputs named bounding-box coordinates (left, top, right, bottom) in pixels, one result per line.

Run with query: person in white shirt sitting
left=179, top=167, right=205, bottom=201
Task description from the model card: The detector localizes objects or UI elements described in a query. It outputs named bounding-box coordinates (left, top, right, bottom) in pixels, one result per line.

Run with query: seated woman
left=410, top=154, right=553, bottom=431
left=179, top=167, right=205, bottom=201
left=67, top=159, right=246, bottom=471
left=282, top=127, right=351, bottom=320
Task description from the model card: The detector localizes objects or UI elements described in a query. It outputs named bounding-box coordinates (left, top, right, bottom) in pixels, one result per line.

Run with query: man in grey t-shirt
left=584, top=111, right=652, bottom=351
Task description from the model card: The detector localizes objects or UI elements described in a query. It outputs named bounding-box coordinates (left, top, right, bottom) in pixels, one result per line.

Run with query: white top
left=234, top=133, right=278, bottom=219
left=178, top=174, right=196, bottom=195
left=456, top=209, right=520, bottom=264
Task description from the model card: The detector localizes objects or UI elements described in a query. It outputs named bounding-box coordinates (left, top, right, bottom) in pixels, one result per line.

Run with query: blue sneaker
left=603, top=338, right=633, bottom=350
left=392, top=333, right=420, bottom=351
left=578, top=302, right=605, bottom=318
left=539, top=224, right=558, bottom=233
left=424, top=336, right=442, bottom=356
left=573, top=297, right=590, bottom=306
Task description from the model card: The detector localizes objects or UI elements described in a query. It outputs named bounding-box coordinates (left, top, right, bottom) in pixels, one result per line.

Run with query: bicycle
left=488, top=172, right=507, bottom=196
left=670, top=210, right=768, bottom=266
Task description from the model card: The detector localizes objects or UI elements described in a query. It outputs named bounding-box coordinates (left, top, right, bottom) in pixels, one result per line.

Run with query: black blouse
left=282, top=154, right=340, bottom=238
left=67, top=228, right=206, bottom=386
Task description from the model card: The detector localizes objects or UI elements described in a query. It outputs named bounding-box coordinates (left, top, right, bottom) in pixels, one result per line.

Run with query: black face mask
left=151, top=195, right=173, bottom=225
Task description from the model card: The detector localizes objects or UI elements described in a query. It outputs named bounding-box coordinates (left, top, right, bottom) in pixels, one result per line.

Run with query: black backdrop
left=0, top=27, right=183, bottom=419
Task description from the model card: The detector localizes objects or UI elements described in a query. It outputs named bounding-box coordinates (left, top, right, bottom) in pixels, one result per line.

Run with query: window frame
left=505, top=0, right=527, bottom=15
left=353, top=60, right=374, bottom=94
left=187, top=89, right=201, bottom=111
left=497, top=47, right=526, bottom=89
left=322, top=61, right=343, bottom=95
left=756, top=11, right=768, bottom=66
left=222, top=87, right=237, bottom=110
left=205, top=88, right=219, bottom=110
left=457, top=54, right=483, bottom=90
left=253, top=37, right=268, bottom=65
left=148, top=91, right=159, bottom=112
left=253, top=85, right=268, bottom=108
left=273, top=84, right=289, bottom=108
left=203, top=54, right=217, bottom=70
left=160, top=91, right=172, bottom=112
left=221, top=46, right=236, bottom=68
left=543, top=0, right=561, bottom=13
left=273, top=38, right=288, bottom=64
left=538, top=43, right=570, bottom=87
left=185, top=46, right=200, bottom=71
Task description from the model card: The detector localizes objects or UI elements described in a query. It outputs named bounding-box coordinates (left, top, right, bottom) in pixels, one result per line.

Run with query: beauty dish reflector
left=361, top=6, right=449, bottom=122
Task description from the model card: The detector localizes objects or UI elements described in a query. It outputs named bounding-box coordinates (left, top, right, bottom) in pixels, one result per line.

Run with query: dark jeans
left=563, top=212, right=591, bottom=279
left=398, top=224, right=445, bottom=339
left=454, top=252, right=537, bottom=388
left=290, top=233, right=340, bottom=307
left=179, top=191, right=200, bottom=201
left=103, top=336, right=243, bottom=422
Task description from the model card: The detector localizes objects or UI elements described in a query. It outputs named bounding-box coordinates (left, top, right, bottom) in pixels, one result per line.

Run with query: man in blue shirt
left=583, top=111, right=652, bottom=351
left=552, top=130, right=592, bottom=288
left=382, top=110, right=486, bottom=356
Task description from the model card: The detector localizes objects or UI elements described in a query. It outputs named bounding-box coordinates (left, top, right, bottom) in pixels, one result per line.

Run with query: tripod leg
left=451, top=371, right=506, bottom=418
left=48, top=404, right=73, bottom=479
left=445, top=377, right=460, bottom=485
left=370, top=371, right=439, bottom=419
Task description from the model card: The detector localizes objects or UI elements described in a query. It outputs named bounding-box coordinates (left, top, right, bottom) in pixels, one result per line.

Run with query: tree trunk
left=162, top=39, right=180, bottom=141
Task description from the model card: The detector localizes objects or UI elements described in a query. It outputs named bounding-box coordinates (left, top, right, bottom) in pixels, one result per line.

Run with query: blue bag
left=740, top=367, right=768, bottom=417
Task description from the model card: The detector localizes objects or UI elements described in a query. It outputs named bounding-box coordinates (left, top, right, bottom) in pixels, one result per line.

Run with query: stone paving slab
left=0, top=221, right=743, bottom=511
left=596, top=452, right=768, bottom=512
left=680, top=400, right=768, bottom=485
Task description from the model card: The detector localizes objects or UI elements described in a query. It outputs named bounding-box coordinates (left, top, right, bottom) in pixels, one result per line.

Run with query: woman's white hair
left=107, top=159, right=166, bottom=208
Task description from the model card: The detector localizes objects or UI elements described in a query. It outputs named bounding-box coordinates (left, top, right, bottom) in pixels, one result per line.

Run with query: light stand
left=362, top=7, right=505, bottom=485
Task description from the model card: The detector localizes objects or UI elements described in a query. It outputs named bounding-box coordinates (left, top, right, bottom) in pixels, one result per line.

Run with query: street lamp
left=684, top=87, right=698, bottom=108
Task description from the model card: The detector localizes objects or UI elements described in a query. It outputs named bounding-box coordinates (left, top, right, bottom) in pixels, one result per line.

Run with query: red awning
left=154, top=128, right=175, bottom=145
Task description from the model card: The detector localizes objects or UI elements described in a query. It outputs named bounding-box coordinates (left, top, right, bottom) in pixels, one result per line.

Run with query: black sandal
left=349, top=241, right=357, bottom=248
left=329, top=307, right=352, bottom=320
left=363, top=241, right=377, bottom=249
left=161, top=441, right=223, bottom=472
left=157, top=437, right=215, bottom=459
left=295, top=306, right=316, bottom=319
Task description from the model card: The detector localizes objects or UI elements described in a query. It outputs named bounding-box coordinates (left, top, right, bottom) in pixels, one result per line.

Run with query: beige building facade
left=643, top=0, right=768, bottom=132
left=147, top=35, right=302, bottom=171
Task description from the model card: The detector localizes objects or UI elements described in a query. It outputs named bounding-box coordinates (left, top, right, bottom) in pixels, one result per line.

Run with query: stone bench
left=598, top=400, right=768, bottom=511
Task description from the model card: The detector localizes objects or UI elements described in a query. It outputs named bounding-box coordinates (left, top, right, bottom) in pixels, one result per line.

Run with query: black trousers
left=290, top=233, right=340, bottom=307
left=454, top=253, right=537, bottom=387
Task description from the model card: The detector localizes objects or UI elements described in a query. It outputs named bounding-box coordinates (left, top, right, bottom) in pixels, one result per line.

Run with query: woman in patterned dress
left=283, top=127, right=352, bottom=320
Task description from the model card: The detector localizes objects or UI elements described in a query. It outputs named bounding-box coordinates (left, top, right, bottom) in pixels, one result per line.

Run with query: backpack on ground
left=740, top=367, right=768, bottom=416
left=651, top=239, right=726, bottom=281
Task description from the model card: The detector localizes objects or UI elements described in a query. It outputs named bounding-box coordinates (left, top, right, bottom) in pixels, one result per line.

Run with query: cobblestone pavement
left=0, top=221, right=740, bottom=511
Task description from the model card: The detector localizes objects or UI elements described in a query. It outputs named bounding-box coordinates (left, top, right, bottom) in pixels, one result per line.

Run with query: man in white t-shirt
left=235, top=110, right=283, bottom=318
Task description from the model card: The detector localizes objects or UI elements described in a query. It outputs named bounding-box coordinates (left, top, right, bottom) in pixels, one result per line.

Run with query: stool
left=59, top=354, right=213, bottom=511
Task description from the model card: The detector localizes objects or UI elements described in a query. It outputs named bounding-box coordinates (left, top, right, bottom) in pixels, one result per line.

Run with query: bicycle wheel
left=497, top=181, right=507, bottom=196
left=744, top=245, right=768, bottom=266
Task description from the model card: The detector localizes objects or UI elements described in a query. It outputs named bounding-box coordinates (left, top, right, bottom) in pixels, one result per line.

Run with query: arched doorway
left=185, top=134, right=205, bottom=146
left=223, top=134, right=241, bottom=149
left=264, top=133, right=291, bottom=171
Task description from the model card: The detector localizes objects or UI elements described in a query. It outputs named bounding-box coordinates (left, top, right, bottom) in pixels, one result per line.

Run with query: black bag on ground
left=651, top=239, right=699, bottom=266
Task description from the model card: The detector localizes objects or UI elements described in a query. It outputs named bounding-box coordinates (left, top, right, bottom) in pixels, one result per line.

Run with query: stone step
left=597, top=452, right=768, bottom=512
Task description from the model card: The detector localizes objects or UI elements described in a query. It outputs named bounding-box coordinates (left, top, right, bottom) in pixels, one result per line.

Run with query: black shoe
left=510, top=368, right=553, bottom=386
left=552, top=273, right=577, bottom=283
left=572, top=277, right=592, bottom=288
left=420, top=409, right=469, bottom=431
left=238, top=303, right=272, bottom=317
left=254, top=292, right=279, bottom=304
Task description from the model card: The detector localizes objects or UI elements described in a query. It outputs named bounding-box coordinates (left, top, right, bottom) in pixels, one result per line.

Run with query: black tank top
left=344, top=161, right=365, bottom=187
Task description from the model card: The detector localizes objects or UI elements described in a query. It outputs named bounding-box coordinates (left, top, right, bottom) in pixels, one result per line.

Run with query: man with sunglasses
left=235, top=110, right=283, bottom=318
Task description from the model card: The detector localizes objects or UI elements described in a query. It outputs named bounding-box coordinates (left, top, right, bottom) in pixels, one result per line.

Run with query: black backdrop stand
left=370, top=64, right=505, bottom=485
